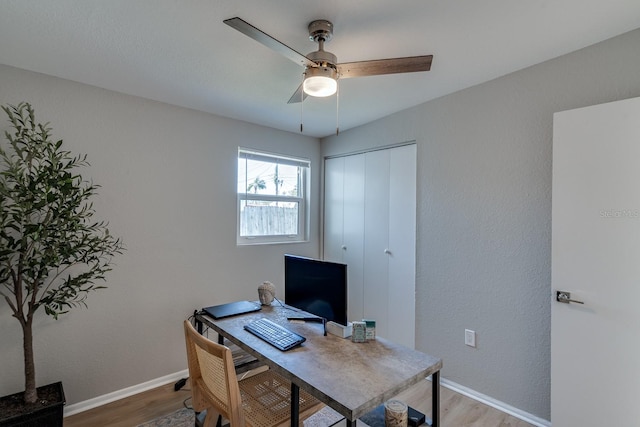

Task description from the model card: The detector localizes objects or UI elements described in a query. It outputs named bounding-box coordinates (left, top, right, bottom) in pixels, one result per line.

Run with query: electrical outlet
left=465, top=329, right=476, bottom=348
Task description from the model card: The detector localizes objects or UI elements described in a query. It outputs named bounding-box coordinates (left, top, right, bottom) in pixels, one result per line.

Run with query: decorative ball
left=258, top=281, right=276, bottom=305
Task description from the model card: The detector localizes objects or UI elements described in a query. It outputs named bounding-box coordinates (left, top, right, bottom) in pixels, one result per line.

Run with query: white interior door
left=551, top=97, right=640, bottom=426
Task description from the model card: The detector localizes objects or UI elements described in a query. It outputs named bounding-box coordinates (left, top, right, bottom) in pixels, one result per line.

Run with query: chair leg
left=195, top=410, right=206, bottom=427
left=196, top=409, right=223, bottom=427
left=196, top=408, right=224, bottom=427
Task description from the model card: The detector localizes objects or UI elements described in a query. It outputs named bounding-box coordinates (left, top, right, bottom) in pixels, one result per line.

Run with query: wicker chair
left=183, top=320, right=324, bottom=427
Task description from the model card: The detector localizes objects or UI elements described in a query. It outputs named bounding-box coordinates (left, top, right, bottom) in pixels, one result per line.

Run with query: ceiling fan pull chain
left=336, top=81, right=340, bottom=135
left=300, top=72, right=304, bottom=133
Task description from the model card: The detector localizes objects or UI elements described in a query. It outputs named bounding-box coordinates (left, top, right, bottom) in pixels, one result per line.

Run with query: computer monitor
left=284, top=254, right=348, bottom=326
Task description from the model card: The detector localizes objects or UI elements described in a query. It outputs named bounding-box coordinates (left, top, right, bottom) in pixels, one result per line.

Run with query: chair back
left=184, top=320, right=245, bottom=425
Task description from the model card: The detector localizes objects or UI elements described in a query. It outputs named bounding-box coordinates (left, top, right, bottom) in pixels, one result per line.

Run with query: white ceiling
left=1, top=1, right=639, bottom=138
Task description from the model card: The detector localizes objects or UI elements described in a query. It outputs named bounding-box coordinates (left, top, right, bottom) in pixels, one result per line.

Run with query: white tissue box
left=326, top=321, right=352, bottom=338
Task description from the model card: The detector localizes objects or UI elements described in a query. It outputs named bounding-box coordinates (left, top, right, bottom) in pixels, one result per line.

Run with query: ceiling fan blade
left=287, top=83, right=308, bottom=104
left=338, top=55, right=433, bottom=79
left=223, top=17, right=316, bottom=68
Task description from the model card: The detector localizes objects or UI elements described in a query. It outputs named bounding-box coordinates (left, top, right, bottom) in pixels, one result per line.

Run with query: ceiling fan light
left=304, top=76, right=337, bottom=97
left=303, top=67, right=338, bottom=97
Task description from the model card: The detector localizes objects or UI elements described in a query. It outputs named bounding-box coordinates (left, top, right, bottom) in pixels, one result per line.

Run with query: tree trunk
left=22, top=317, right=38, bottom=404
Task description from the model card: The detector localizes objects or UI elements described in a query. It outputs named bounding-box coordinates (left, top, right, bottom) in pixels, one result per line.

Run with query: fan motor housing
left=308, top=20, right=333, bottom=43
left=306, top=50, right=337, bottom=67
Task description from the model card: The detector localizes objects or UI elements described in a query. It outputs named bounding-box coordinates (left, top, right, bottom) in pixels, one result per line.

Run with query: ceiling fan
left=223, top=17, right=433, bottom=104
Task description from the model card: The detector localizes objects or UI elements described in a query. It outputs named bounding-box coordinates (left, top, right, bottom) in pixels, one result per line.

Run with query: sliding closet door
left=323, top=155, right=365, bottom=323
left=362, top=145, right=416, bottom=347
left=324, top=145, right=416, bottom=348
left=387, top=144, right=416, bottom=348
left=362, top=149, right=391, bottom=338
left=342, top=155, right=365, bottom=323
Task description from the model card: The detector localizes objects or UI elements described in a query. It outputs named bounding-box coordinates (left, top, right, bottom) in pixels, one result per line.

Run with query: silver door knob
left=556, top=291, right=584, bottom=305
left=384, top=248, right=391, bottom=255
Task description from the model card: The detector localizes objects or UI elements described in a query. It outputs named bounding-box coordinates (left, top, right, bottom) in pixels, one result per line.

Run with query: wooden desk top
left=197, top=303, right=442, bottom=421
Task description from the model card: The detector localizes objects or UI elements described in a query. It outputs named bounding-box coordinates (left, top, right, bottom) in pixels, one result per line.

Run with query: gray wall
left=0, top=64, right=321, bottom=405
left=322, top=28, right=640, bottom=420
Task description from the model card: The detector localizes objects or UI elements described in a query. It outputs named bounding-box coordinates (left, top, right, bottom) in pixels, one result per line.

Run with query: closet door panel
left=362, top=149, right=391, bottom=338
left=323, top=157, right=345, bottom=263
left=343, top=155, right=366, bottom=323
left=388, top=144, right=417, bottom=348
left=323, top=145, right=416, bottom=341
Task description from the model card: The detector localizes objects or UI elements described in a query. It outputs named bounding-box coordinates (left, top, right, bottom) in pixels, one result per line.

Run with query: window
left=237, top=148, right=310, bottom=244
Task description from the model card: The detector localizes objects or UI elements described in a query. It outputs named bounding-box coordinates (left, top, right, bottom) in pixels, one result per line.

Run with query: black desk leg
left=291, top=383, right=300, bottom=427
left=432, top=371, right=440, bottom=427
left=346, top=420, right=356, bottom=426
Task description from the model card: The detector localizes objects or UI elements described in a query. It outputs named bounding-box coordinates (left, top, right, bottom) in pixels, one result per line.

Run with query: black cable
left=182, top=395, right=192, bottom=410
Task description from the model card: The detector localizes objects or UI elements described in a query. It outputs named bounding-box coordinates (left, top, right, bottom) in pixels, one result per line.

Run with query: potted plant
left=0, top=102, right=124, bottom=426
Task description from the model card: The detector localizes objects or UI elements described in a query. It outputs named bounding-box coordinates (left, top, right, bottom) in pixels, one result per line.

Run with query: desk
left=195, top=303, right=442, bottom=427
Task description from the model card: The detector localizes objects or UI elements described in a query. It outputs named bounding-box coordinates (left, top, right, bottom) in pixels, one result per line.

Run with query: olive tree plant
left=0, top=102, right=123, bottom=404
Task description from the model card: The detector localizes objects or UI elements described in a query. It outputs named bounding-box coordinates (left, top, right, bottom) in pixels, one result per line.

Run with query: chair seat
left=239, top=370, right=324, bottom=427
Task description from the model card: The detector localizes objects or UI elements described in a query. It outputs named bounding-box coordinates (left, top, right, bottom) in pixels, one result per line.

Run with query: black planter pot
left=0, top=382, right=65, bottom=427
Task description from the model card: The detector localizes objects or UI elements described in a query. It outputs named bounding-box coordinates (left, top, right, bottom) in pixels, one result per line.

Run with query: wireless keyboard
left=244, top=318, right=306, bottom=351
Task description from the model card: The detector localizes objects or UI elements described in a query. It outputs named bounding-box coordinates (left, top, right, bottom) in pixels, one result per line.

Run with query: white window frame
left=237, top=148, right=310, bottom=245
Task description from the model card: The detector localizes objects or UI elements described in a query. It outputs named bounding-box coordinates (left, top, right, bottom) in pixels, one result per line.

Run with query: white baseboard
left=63, top=369, right=189, bottom=417
left=439, top=377, right=551, bottom=427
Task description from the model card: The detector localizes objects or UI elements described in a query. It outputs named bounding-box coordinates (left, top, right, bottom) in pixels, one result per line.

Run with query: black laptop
left=203, top=300, right=261, bottom=319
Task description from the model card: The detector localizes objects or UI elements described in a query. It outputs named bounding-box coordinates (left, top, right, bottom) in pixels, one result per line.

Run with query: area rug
left=137, top=405, right=346, bottom=427
left=137, top=407, right=194, bottom=427
left=303, top=405, right=345, bottom=426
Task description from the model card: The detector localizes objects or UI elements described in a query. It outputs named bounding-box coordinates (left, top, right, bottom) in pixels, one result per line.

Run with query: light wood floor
left=64, top=377, right=535, bottom=426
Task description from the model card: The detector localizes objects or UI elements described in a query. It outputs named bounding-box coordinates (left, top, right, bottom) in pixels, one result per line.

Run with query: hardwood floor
left=64, top=381, right=192, bottom=427
left=64, top=377, right=536, bottom=426
left=395, top=380, right=535, bottom=427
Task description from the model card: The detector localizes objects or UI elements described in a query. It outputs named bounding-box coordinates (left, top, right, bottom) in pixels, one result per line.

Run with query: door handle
left=556, top=291, right=584, bottom=305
